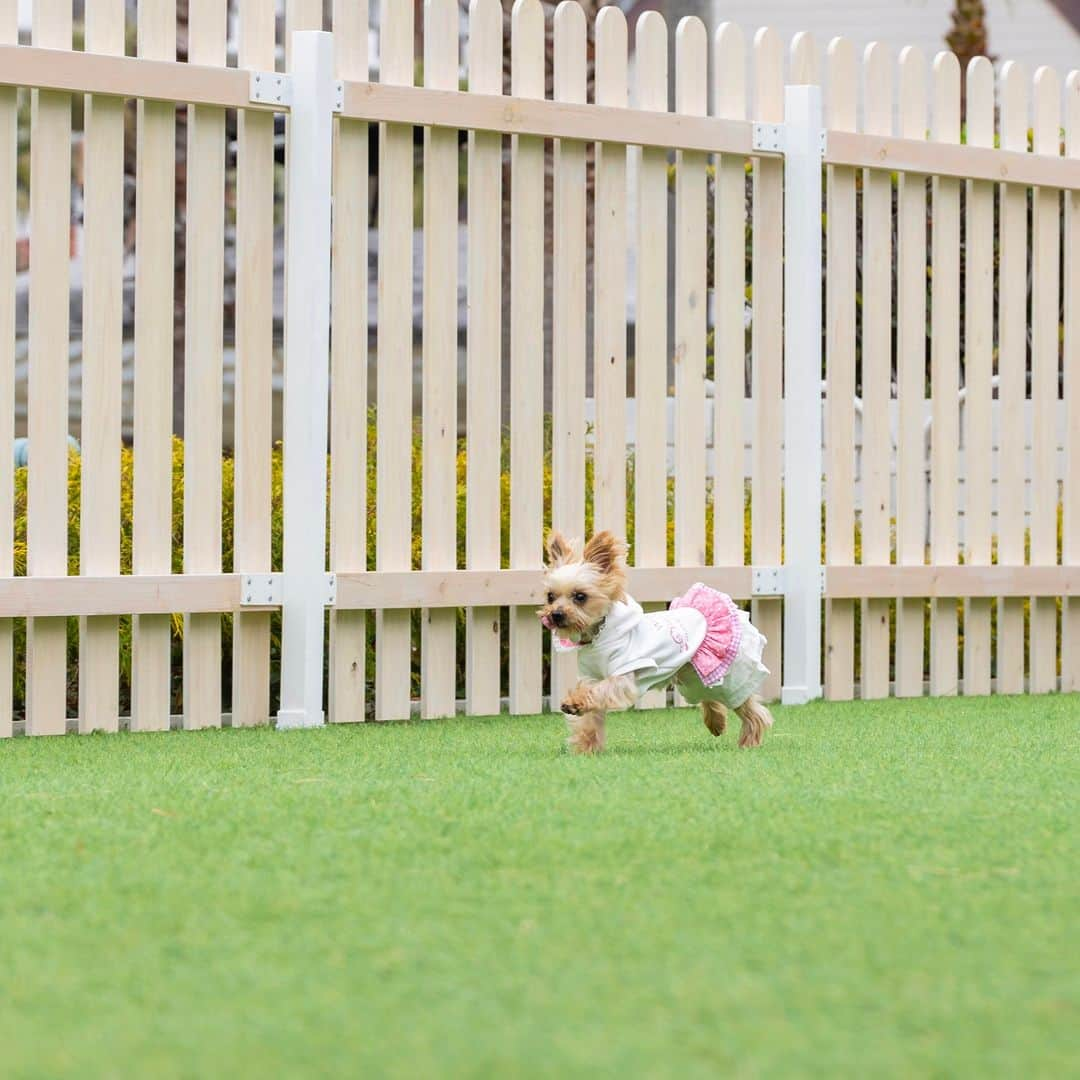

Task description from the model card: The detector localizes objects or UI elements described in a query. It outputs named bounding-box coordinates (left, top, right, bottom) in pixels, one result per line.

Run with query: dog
left=538, top=530, right=774, bottom=754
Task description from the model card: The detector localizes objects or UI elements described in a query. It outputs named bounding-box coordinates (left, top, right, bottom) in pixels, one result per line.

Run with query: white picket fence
left=1, top=0, right=1078, bottom=737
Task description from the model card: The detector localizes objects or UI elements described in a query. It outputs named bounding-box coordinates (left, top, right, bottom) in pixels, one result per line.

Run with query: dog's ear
left=545, top=530, right=575, bottom=567
left=582, top=531, right=626, bottom=575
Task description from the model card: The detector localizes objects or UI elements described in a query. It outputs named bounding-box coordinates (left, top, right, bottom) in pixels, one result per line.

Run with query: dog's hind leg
left=702, top=700, right=727, bottom=736
left=735, top=695, right=774, bottom=748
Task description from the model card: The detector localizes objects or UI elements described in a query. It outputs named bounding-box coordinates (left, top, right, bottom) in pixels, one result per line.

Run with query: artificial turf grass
left=0, top=695, right=1076, bottom=1079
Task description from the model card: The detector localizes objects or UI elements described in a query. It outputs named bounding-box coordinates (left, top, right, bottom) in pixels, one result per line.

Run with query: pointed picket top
left=827, top=37, right=855, bottom=130
left=595, top=5, right=628, bottom=107
left=511, top=0, right=545, bottom=98
left=713, top=22, right=745, bottom=119
left=999, top=61, right=1028, bottom=151
left=898, top=46, right=927, bottom=139
left=789, top=31, right=817, bottom=86
left=1033, top=65, right=1061, bottom=155
left=1067, top=70, right=1080, bottom=158
left=754, top=26, right=783, bottom=121
left=554, top=0, right=586, bottom=104
left=636, top=9, right=668, bottom=113
left=862, top=42, right=892, bottom=136
left=932, top=51, right=961, bottom=143
left=676, top=16, right=708, bottom=117
left=424, top=0, right=459, bottom=90
left=966, top=55, right=994, bottom=149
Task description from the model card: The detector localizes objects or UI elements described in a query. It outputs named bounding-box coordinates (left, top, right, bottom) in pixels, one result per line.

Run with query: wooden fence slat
left=996, top=62, right=1028, bottom=694
left=181, top=0, right=227, bottom=730
left=329, top=0, right=370, bottom=723
left=824, top=36, right=855, bottom=701
left=231, top=0, right=276, bottom=727
left=78, top=0, right=126, bottom=734
left=508, top=0, right=544, bottom=716
left=859, top=42, right=893, bottom=699
left=550, top=0, right=587, bottom=709
left=0, top=0, right=13, bottom=736
left=131, top=0, right=176, bottom=733
left=26, top=0, right=73, bottom=735
left=286, top=0, right=322, bottom=61
left=962, top=56, right=995, bottom=695
left=895, top=46, right=927, bottom=698
left=420, top=0, right=460, bottom=719
left=1030, top=66, right=1061, bottom=694
left=674, top=16, right=707, bottom=577
left=464, top=0, right=503, bottom=717
left=790, top=30, right=817, bottom=84
left=1064, top=70, right=1080, bottom=692
left=751, top=26, right=783, bottom=700
left=593, top=7, right=628, bottom=535
left=374, top=0, right=415, bottom=720
left=713, top=23, right=745, bottom=581
left=634, top=9, right=669, bottom=709
left=929, top=51, right=960, bottom=697
left=672, top=15, right=708, bottom=711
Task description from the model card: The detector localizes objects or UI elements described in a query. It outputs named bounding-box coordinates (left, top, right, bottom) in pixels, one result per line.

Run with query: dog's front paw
left=560, top=685, right=594, bottom=716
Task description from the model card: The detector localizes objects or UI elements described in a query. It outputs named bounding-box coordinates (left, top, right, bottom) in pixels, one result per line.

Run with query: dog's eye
left=573, top=592, right=587, bottom=605
left=547, top=592, right=555, bottom=604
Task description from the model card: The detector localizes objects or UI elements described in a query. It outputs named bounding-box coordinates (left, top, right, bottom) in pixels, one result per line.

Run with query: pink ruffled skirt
left=669, top=583, right=743, bottom=688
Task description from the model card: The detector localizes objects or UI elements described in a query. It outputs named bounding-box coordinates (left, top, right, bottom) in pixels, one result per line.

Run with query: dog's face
left=538, top=531, right=628, bottom=641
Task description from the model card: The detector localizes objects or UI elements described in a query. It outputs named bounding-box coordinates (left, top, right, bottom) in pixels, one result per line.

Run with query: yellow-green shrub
left=8, top=415, right=1062, bottom=718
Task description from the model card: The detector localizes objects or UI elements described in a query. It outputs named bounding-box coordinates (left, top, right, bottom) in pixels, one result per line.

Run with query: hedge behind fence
left=9, top=413, right=1060, bottom=721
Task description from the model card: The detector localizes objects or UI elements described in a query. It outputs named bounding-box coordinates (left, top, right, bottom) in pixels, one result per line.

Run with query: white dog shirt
left=553, top=596, right=708, bottom=694
left=552, top=588, right=770, bottom=708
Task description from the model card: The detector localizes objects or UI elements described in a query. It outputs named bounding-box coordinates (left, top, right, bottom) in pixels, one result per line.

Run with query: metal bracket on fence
left=819, top=129, right=828, bottom=158
left=250, top=71, right=293, bottom=107
left=325, top=573, right=338, bottom=606
left=242, top=575, right=282, bottom=606
left=752, top=567, right=785, bottom=597
left=752, top=122, right=785, bottom=154
left=333, top=80, right=344, bottom=113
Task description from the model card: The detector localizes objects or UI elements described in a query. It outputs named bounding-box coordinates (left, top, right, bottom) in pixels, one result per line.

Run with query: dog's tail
left=735, top=695, right=773, bottom=748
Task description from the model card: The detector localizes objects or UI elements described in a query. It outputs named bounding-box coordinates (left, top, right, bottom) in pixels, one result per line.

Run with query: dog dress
left=552, top=583, right=769, bottom=709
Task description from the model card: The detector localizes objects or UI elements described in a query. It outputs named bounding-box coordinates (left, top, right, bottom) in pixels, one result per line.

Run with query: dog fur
left=539, top=530, right=773, bottom=753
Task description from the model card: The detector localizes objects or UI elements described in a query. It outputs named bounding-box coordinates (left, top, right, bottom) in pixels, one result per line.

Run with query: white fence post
left=276, top=31, right=336, bottom=730
left=781, top=83, right=824, bottom=705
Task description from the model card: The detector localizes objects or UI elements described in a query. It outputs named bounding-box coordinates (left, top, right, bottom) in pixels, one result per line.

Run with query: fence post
left=276, top=31, right=336, bottom=729
left=781, top=83, right=824, bottom=705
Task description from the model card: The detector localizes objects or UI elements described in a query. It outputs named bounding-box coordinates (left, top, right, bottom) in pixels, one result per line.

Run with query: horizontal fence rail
left=2, top=1, right=1079, bottom=737
left=0, top=43, right=276, bottom=110
left=824, top=129, right=1080, bottom=189
left=339, top=80, right=763, bottom=155
left=0, top=576, right=280, bottom=618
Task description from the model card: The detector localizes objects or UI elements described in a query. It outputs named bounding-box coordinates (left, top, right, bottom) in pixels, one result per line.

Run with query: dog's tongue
left=540, top=613, right=578, bottom=649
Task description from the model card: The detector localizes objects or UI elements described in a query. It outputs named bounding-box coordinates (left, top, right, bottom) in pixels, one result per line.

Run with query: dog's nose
left=552, top=611, right=566, bottom=627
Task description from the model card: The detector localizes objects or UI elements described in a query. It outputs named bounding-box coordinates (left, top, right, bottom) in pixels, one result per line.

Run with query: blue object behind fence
left=13, top=437, right=81, bottom=468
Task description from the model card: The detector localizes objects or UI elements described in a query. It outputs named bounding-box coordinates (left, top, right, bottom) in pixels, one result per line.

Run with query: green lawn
left=1, top=696, right=1076, bottom=1078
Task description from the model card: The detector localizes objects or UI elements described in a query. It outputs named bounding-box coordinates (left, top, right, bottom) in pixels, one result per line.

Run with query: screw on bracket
left=751, top=566, right=785, bottom=597
left=249, top=71, right=292, bottom=108
left=751, top=122, right=785, bottom=154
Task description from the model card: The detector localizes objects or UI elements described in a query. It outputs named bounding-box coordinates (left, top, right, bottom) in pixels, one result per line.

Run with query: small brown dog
left=539, top=530, right=773, bottom=754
